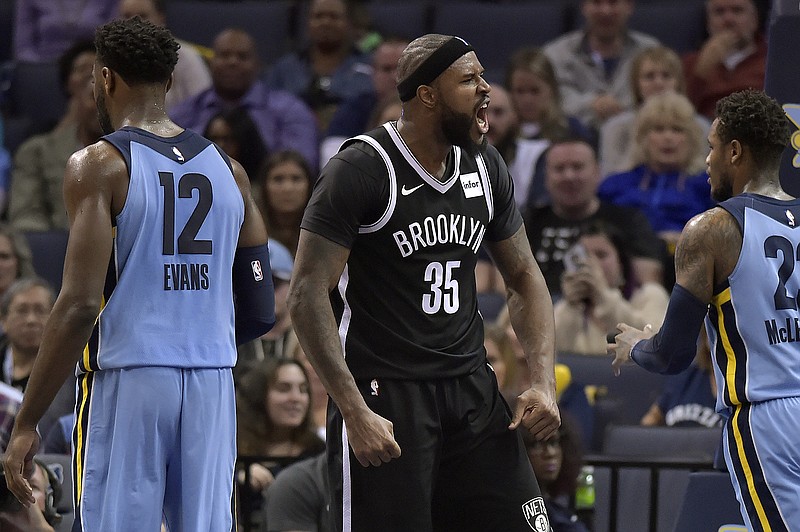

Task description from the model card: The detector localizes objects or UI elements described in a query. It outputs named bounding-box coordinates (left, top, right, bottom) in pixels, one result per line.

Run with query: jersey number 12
left=159, top=171, right=213, bottom=255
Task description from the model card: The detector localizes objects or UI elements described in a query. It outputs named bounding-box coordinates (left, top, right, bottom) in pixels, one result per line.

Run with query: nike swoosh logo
left=401, top=184, right=424, bottom=196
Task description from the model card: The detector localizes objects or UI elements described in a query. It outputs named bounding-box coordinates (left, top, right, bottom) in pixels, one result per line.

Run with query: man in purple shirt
left=170, top=28, right=320, bottom=171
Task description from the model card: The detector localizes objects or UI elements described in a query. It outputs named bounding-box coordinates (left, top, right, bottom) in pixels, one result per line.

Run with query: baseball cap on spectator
left=269, top=239, right=293, bottom=282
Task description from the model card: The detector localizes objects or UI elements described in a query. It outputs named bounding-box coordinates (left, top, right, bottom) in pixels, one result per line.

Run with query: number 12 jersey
left=85, top=126, right=244, bottom=373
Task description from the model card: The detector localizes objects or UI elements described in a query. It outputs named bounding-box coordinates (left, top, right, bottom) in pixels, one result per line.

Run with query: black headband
left=397, top=37, right=474, bottom=102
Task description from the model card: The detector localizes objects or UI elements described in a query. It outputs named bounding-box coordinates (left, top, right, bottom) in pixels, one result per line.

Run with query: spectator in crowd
left=118, top=0, right=211, bottom=112
left=236, top=239, right=296, bottom=372
left=292, top=341, right=328, bottom=440
left=320, top=36, right=409, bottom=165
left=236, top=358, right=325, bottom=529
left=0, top=147, right=10, bottom=218
left=505, top=48, right=596, bottom=209
left=483, top=321, right=517, bottom=401
left=203, top=106, right=269, bottom=182
left=640, top=325, right=723, bottom=427
left=0, top=457, right=61, bottom=532
left=554, top=222, right=669, bottom=355
left=599, top=45, right=712, bottom=176
left=0, top=278, right=72, bottom=440
left=265, top=0, right=373, bottom=135
left=507, top=47, right=595, bottom=146
left=327, top=36, right=409, bottom=138
left=9, top=79, right=102, bottom=232
left=523, top=138, right=664, bottom=298
left=0, top=381, right=22, bottom=452
left=523, top=416, right=590, bottom=532
left=543, top=0, right=659, bottom=130
left=170, top=28, right=319, bottom=171
left=598, top=91, right=713, bottom=252
left=0, top=278, right=54, bottom=393
left=683, top=0, right=766, bottom=119
left=40, top=412, right=72, bottom=455
left=12, top=0, right=115, bottom=61
left=487, top=83, right=550, bottom=209
left=263, top=452, right=331, bottom=532
left=258, top=151, right=314, bottom=256
left=54, top=40, right=97, bottom=133
left=0, top=226, right=35, bottom=308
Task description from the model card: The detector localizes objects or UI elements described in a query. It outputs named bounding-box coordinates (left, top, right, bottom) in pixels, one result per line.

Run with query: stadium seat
left=365, top=2, right=429, bottom=41
left=556, top=352, right=666, bottom=450
left=0, top=0, right=14, bottom=63
left=431, top=2, right=569, bottom=84
left=674, top=471, right=745, bottom=530
left=592, top=425, right=721, bottom=532
left=165, top=0, right=295, bottom=67
left=565, top=0, right=707, bottom=54
left=5, top=60, right=66, bottom=131
left=628, top=1, right=707, bottom=54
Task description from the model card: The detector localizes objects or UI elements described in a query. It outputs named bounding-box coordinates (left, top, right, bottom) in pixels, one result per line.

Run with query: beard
left=95, top=90, right=114, bottom=135
left=711, top=174, right=733, bottom=202
left=440, top=101, right=487, bottom=157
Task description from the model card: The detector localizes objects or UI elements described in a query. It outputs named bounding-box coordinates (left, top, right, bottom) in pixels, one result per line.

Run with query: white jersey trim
left=337, top=265, right=352, bottom=358
left=385, top=122, right=462, bottom=194
left=475, top=153, right=494, bottom=223
left=351, top=132, right=397, bottom=234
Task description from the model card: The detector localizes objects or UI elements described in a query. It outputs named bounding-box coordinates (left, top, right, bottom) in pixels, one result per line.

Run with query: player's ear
left=418, top=85, right=436, bottom=109
left=729, top=139, right=743, bottom=165
left=101, top=66, right=116, bottom=94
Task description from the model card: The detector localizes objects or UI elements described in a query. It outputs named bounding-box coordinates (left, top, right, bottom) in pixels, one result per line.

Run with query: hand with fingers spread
left=608, top=323, right=655, bottom=376
left=343, top=407, right=401, bottom=468
left=509, top=387, right=560, bottom=442
left=2, top=425, right=40, bottom=508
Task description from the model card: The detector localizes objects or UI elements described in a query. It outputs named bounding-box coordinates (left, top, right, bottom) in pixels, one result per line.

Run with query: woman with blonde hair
left=504, top=47, right=594, bottom=209
left=505, top=47, right=594, bottom=145
left=599, top=46, right=711, bottom=175
left=598, top=91, right=713, bottom=250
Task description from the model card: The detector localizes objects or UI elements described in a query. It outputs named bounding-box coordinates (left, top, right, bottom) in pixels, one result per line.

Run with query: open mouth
left=476, top=101, right=489, bottom=134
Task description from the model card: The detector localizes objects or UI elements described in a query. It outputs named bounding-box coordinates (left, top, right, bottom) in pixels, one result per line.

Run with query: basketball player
left=288, top=34, right=559, bottom=532
left=2, top=17, right=275, bottom=531
left=609, top=90, right=799, bottom=530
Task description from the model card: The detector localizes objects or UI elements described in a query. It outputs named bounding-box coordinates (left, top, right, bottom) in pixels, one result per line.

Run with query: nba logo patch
left=522, top=497, right=549, bottom=531
left=251, top=260, right=263, bottom=281
left=460, top=172, right=483, bottom=198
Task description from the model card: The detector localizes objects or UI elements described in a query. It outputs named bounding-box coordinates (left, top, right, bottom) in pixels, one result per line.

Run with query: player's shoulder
left=68, top=139, right=127, bottom=177
left=327, top=130, right=394, bottom=181
left=679, top=206, right=739, bottom=255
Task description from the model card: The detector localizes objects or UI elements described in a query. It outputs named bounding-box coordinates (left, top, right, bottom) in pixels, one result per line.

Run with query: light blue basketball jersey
left=706, top=193, right=800, bottom=411
left=86, top=127, right=244, bottom=371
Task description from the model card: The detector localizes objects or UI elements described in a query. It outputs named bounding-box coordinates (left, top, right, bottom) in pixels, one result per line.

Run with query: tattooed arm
left=609, top=208, right=740, bottom=375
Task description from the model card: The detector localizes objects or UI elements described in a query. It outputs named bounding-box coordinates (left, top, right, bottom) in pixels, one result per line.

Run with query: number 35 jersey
left=302, top=122, right=522, bottom=380
left=708, top=193, right=800, bottom=409
left=84, top=126, right=244, bottom=373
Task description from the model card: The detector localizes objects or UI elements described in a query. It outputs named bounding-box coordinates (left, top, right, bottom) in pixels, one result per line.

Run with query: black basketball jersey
left=302, top=122, right=522, bottom=379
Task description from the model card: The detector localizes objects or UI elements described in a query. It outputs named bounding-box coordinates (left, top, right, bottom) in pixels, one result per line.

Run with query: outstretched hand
left=608, top=323, right=654, bottom=376
left=509, top=387, right=560, bottom=441
left=2, top=426, right=40, bottom=508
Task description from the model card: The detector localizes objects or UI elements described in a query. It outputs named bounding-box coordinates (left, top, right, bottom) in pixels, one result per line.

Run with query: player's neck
left=396, top=118, right=451, bottom=181
left=115, top=91, right=182, bottom=137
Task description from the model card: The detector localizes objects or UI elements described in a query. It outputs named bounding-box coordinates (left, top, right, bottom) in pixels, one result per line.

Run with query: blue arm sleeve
left=233, top=244, right=276, bottom=345
left=631, top=284, right=709, bottom=375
